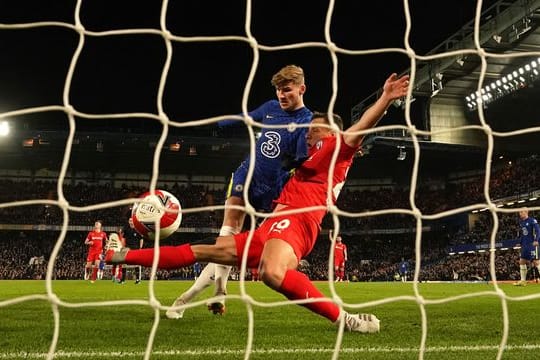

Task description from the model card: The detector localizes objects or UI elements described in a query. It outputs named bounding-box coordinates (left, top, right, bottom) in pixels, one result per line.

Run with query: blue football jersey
left=220, top=100, right=312, bottom=211
left=519, top=216, right=540, bottom=248
left=399, top=261, right=409, bottom=274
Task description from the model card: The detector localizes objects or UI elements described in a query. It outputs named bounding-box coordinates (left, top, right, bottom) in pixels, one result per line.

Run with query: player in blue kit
left=193, top=262, right=202, bottom=279
left=166, top=65, right=312, bottom=319
left=513, top=209, right=540, bottom=286
left=399, top=258, right=409, bottom=282
left=219, top=99, right=312, bottom=213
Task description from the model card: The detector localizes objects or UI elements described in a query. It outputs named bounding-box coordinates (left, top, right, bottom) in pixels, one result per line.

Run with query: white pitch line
left=1, top=344, right=540, bottom=358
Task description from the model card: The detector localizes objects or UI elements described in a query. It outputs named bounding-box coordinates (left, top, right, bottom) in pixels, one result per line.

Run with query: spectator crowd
left=0, top=155, right=538, bottom=282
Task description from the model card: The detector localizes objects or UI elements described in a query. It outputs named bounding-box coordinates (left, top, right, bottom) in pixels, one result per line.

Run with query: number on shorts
left=269, top=219, right=290, bottom=234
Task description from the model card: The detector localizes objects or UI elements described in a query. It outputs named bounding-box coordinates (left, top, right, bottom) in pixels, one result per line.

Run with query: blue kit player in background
left=513, top=209, right=540, bottom=286
left=166, top=64, right=312, bottom=319
left=193, top=262, right=202, bottom=280
left=399, top=258, right=409, bottom=282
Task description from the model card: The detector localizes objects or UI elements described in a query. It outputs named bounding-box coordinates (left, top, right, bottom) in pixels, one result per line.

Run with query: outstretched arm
left=343, top=73, right=409, bottom=148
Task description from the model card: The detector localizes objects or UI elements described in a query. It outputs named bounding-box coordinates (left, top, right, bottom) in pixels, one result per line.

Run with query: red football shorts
left=234, top=209, right=323, bottom=268
left=334, top=259, right=346, bottom=268
left=86, top=249, right=102, bottom=263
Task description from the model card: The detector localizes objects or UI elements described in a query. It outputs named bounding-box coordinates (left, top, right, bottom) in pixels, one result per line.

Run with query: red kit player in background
left=84, top=220, right=108, bottom=283
left=329, top=230, right=348, bottom=282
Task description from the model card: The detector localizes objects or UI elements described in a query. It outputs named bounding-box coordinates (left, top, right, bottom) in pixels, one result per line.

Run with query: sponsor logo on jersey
left=260, top=131, right=281, bottom=158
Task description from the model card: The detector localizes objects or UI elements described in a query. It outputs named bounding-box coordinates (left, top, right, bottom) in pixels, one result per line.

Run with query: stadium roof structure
left=0, top=128, right=251, bottom=176
left=0, top=125, right=493, bottom=181
left=351, top=0, right=540, bottom=160
left=0, top=0, right=538, bottom=180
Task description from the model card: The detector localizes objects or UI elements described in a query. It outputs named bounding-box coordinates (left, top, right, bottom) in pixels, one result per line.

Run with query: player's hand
left=382, top=73, right=410, bottom=101
left=281, top=153, right=307, bottom=170
left=87, top=241, right=93, bottom=245
left=533, top=241, right=539, bottom=247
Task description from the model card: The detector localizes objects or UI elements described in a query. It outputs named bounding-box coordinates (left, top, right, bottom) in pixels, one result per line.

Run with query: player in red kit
left=330, top=230, right=348, bottom=282
left=84, top=220, right=108, bottom=283
left=107, top=73, right=409, bottom=332
left=250, top=267, right=259, bottom=281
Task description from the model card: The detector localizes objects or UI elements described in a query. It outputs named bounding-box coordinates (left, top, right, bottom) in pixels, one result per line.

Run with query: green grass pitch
left=1, top=280, right=539, bottom=360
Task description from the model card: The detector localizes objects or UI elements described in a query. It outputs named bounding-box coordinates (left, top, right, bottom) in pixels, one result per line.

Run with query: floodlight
left=0, top=121, right=9, bottom=137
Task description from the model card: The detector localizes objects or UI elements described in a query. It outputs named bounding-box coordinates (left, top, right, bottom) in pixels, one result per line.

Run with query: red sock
left=117, top=265, right=123, bottom=280
left=91, top=267, right=98, bottom=281
left=124, top=244, right=196, bottom=270
left=278, top=270, right=340, bottom=322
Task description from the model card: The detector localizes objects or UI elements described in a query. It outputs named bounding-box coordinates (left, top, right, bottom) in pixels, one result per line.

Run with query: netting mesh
left=1, top=0, right=540, bottom=359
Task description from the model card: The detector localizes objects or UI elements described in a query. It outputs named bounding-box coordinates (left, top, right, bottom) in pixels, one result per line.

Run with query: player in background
left=84, top=220, right=108, bottom=283
left=452, top=268, right=460, bottom=282
left=97, top=253, right=105, bottom=280
left=193, top=262, right=202, bottom=279
left=107, top=72, right=409, bottom=332
left=329, top=230, right=347, bottom=282
left=121, top=217, right=144, bottom=284
left=109, top=229, right=126, bottom=283
left=399, top=258, right=409, bottom=282
left=166, top=64, right=312, bottom=319
left=250, top=267, right=259, bottom=281
left=527, top=261, right=540, bottom=282
left=513, top=209, right=540, bottom=286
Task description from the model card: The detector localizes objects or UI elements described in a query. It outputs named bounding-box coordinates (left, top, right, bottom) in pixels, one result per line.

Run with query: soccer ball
left=131, top=190, right=182, bottom=240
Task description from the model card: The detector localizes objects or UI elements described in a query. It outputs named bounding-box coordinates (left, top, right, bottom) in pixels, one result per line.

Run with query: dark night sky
left=0, top=0, right=501, bottom=134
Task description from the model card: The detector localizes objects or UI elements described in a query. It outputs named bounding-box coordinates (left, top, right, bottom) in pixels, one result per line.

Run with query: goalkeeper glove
left=281, top=153, right=307, bottom=170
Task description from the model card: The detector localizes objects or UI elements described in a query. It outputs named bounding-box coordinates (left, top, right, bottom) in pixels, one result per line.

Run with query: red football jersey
left=334, top=242, right=347, bottom=261
left=85, top=230, right=107, bottom=252
left=275, top=134, right=358, bottom=214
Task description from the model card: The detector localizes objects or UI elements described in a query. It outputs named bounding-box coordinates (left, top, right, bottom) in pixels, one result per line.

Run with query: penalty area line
left=1, top=344, right=540, bottom=358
